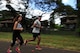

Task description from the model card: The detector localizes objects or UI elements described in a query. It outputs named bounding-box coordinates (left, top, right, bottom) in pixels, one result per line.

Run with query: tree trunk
left=77, top=0, right=80, bottom=36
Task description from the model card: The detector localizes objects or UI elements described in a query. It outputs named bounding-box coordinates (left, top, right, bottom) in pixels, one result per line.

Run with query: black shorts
left=32, top=33, right=40, bottom=38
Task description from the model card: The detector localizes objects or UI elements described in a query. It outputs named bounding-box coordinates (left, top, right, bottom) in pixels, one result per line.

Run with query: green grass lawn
left=0, top=32, right=80, bottom=52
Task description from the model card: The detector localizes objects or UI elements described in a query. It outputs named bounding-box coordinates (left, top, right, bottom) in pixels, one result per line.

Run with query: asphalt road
left=0, top=41, right=80, bottom=53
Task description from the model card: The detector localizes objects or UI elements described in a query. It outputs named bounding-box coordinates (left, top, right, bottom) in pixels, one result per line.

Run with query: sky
left=0, top=0, right=77, bottom=24
left=62, top=0, right=77, bottom=9
left=0, top=0, right=77, bottom=13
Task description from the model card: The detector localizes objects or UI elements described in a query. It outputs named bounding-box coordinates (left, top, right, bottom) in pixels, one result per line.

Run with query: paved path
left=0, top=41, right=80, bottom=53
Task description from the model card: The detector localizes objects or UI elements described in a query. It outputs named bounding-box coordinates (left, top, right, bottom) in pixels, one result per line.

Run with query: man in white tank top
left=32, top=17, right=41, bottom=33
left=25, top=16, right=43, bottom=50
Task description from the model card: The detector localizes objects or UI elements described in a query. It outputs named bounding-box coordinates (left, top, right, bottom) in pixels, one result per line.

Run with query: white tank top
left=17, top=23, right=22, bottom=28
left=32, top=19, right=41, bottom=33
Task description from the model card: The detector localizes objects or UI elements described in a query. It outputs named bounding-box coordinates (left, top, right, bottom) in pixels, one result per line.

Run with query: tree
left=77, top=0, right=80, bottom=36
left=63, top=5, right=76, bottom=15
left=26, top=0, right=58, bottom=28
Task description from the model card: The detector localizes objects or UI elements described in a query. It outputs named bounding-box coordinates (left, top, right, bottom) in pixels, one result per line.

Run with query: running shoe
left=7, top=49, right=12, bottom=53
left=35, top=45, right=42, bottom=50
left=15, top=47, right=21, bottom=53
